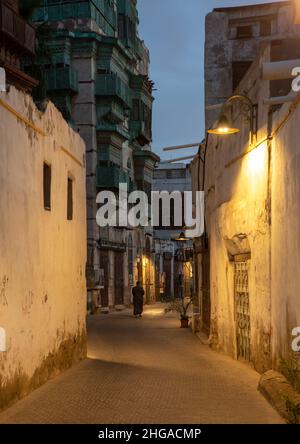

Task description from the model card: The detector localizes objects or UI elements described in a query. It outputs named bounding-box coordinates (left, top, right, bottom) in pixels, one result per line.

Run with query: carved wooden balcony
left=0, top=0, right=36, bottom=56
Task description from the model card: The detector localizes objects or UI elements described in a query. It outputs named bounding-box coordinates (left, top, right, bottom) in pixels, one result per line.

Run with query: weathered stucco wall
left=271, top=98, right=300, bottom=365
left=197, top=2, right=300, bottom=373
left=0, top=87, right=87, bottom=410
left=200, top=27, right=300, bottom=372
left=205, top=2, right=300, bottom=129
left=204, top=46, right=273, bottom=372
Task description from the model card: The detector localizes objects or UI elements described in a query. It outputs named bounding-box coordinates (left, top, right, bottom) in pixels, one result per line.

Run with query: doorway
left=234, top=256, right=251, bottom=362
left=114, top=252, right=124, bottom=306
left=100, top=251, right=109, bottom=308
left=201, top=249, right=211, bottom=336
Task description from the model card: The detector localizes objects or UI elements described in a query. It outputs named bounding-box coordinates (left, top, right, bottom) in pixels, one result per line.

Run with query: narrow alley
left=0, top=306, right=282, bottom=424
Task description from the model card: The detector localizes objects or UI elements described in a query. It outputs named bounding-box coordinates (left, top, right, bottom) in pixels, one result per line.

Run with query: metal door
left=114, top=252, right=124, bottom=305
left=174, top=260, right=181, bottom=298
left=234, top=259, right=251, bottom=361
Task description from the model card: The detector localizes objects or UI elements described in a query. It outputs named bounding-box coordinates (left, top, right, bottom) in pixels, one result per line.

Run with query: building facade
left=192, top=0, right=300, bottom=373
left=205, top=0, right=293, bottom=128
left=0, top=1, right=87, bottom=410
left=0, top=0, right=38, bottom=91
left=153, top=163, right=193, bottom=301
left=28, top=0, right=159, bottom=309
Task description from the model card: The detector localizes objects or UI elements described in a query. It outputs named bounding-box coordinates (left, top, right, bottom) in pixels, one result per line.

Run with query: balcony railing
left=97, top=122, right=129, bottom=141
left=95, top=73, right=131, bottom=108
left=0, top=1, right=35, bottom=55
left=46, top=66, right=78, bottom=93
left=103, top=101, right=125, bottom=124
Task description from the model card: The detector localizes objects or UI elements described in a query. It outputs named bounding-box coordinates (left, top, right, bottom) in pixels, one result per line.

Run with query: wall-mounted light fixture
left=208, top=94, right=258, bottom=144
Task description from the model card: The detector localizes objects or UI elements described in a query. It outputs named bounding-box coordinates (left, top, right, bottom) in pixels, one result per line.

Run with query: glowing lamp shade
left=174, top=232, right=190, bottom=242
left=208, top=114, right=240, bottom=136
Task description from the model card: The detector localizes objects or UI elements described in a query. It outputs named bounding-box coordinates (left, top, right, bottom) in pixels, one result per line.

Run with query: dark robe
left=132, top=285, right=145, bottom=316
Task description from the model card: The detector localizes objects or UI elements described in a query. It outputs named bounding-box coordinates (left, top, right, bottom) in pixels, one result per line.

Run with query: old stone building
left=0, top=1, right=87, bottom=410
left=153, top=163, right=193, bottom=301
left=0, top=0, right=38, bottom=91
left=192, top=0, right=300, bottom=373
left=27, top=0, right=159, bottom=309
left=205, top=0, right=294, bottom=128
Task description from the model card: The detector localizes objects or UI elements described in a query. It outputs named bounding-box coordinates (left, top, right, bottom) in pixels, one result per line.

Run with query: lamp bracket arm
left=221, top=94, right=255, bottom=115
left=221, top=94, right=258, bottom=143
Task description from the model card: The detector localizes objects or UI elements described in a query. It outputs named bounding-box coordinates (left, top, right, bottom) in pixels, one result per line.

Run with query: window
left=118, top=14, right=126, bottom=39
left=166, top=169, right=186, bottom=179
left=236, top=25, right=252, bottom=39
left=67, top=177, right=73, bottom=220
left=128, top=18, right=136, bottom=44
left=132, top=99, right=140, bottom=121
left=43, top=163, right=51, bottom=211
left=154, top=192, right=184, bottom=230
left=260, top=20, right=271, bottom=37
left=97, top=68, right=110, bottom=74
left=153, top=170, right=167, bottom=179
left=232, top=61, right=253, bottom=91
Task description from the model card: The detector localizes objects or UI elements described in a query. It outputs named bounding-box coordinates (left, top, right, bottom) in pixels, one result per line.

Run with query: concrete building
left=27, top=0, right=159, bottom=309
left=0, top=1, right=87, bottom=410
left=153, top=163, right=193, bottom=301
left=205, top=0, right=295, bottom=128
left=192, top=0, right=300, bottom=373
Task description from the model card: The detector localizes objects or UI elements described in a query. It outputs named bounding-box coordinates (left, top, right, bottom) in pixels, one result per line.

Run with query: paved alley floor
left=0, top=305, right=283, bottom=424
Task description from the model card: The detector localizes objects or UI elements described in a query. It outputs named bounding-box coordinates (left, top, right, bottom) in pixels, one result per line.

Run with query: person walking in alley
left=132, top=281, right=145, bottom=318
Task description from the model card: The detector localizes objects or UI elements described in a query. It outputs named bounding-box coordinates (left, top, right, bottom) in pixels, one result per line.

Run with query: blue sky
left=138, top=0, right=281, bottom=161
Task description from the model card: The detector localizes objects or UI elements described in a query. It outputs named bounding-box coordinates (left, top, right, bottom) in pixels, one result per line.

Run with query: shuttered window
left=67, top=177, right=73, bottom=221
left=236, top=25, right=252, bottom=39
left=43, top=163, right=51, bottom=211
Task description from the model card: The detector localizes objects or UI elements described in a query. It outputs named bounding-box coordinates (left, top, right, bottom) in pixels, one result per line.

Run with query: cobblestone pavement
left=0, top=305, right=283, bottom=424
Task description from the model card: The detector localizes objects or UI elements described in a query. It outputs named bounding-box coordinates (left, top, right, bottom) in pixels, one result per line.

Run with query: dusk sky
left=138, top=0, right=281, bottom=161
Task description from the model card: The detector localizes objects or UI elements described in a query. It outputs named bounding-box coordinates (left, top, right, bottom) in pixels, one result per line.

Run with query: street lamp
left=207, top=113, right=239, bottom=135
left=208, top=94, right=257, bottom=144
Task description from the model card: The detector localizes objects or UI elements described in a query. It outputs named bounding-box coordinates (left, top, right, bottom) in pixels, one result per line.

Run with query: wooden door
left=100, top=251, right=109, bottom=308
left=114, top=252, right=124, bottom=305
